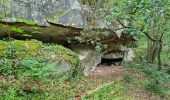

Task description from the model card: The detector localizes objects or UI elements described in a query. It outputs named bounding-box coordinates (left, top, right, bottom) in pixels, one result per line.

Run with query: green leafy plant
left=3, top=42, right=19, bottom=59
left=143, top=69, right=170, bottom=96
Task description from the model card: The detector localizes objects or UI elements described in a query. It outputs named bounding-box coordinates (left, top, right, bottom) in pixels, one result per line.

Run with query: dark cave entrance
left=100, top=58, right=123, bottom=66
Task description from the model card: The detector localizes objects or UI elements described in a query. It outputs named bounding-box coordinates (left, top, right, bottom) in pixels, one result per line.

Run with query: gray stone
left=102, top=43, right=126, bottom=59
left=0, top=0, right=87, bottom=28
left=57, top=60, right=71, bottom=73
left=102, top=52, right=123, bottom=59
left=0, top=0, right=129, bottom=39
left=47, top=53, right=71, bottom=73
left=123, top=48, right=136, bottom=61
left=69, top=44, right=101, bottom=76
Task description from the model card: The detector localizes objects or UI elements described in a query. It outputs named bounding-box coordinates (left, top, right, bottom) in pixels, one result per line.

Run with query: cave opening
left=100, top=58, right=123, bottom=66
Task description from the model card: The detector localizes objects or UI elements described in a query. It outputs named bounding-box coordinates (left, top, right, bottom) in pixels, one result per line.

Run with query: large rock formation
left=0, top=0, right=87, bottom=28
left=0, top=0, right=135, bottom=74
left=0, top=0, right=89, bottom=44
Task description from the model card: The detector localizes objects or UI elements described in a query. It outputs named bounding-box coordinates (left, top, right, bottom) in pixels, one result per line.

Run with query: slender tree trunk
left=157, top=32, right=164, bottom=71
left=147, top=39, right=157, bottom=63
left=168, top=45, right=170, bottom=59
left=151, top=42, right=158, bottom=62
left=147, top=39, right=152, bottom=62
left=158, top=41, right=162, bottom=71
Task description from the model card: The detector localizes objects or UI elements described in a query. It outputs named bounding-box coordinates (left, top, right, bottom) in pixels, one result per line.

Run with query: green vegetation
left=82, top=82, right=132, bottom=100
left=0, top=0, right=170, bottom=99
left=123, top=62, right=170, bottom=97
left=0, top=40, right=80, bottom=78
left=0, top=40, right=83, bottom=99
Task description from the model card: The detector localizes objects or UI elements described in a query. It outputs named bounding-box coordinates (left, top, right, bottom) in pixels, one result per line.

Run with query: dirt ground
left=79, top=65, right=166, bottom=100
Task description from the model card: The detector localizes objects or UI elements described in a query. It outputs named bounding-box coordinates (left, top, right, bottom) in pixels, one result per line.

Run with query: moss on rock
left=14, top=40, right=41, bottom=52
left=0, top=40, right=81, bottom=78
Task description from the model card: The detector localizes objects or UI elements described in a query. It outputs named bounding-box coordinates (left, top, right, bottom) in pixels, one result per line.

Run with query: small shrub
left=124, top=61, right=170, bottom=97
left=123, top=74, right=133, bottom=83
left=144, top=70, right=170, bottom=96
left=0, top=59, right=14, bottom=76
left=3, top=42, right=19, bottom=59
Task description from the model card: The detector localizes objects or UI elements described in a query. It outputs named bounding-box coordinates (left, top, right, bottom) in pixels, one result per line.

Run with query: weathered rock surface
left=69, top=44, right=101, bottom=76
left=102, top=52, right=123, bottom=59
left=0, top=24, right=81, bottom=44
left=0, top=0, right=131, bottom=41
left=0, top=0, right=87, bottom=28
left=123, top=48, right=136, bottom=61
left=0, top=0, right=87, bottom=44
left=102, top=43, right=125, bottom=59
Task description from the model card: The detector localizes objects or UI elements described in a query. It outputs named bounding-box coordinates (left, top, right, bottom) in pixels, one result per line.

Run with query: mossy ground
left=0, top=39, right=82, bottom=99
left=0, top=39, right=79, bottom=66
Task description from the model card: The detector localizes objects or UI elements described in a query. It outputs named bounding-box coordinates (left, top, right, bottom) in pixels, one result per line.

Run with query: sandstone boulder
left=69, top=44, right=101, bottom=75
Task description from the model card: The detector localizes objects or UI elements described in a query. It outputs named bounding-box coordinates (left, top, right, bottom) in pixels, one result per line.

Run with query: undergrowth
left=122, top=48, right=170, bottom=98
left=0, top=39, right=82, bottom=99
left=82, top=81, right=132, bottom=100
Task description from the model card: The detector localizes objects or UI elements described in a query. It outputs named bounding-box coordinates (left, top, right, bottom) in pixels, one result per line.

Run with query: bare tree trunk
left=157, top=33, right=164, bottom=71
left=147, top=39, right=157, bottom=63
left=158, top=41, right=162, bottom=71
left=147, top=39, right=152, bottom=62
left=168, top=45, right=170, bottom=59
left=151, top=42, right=159, bottom=62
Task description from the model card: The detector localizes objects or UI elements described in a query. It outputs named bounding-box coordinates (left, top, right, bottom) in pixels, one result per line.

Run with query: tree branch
left=143, top=32, right=156, bottom=42
left=159, top=33, right=164, bottom=41
left=128, top=0, right=142, bottom=14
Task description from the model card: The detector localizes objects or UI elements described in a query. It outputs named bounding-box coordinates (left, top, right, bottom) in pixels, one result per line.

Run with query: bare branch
left=143, top=32, right=157, bottom=42
left=159, top=33, right=164, bottom=41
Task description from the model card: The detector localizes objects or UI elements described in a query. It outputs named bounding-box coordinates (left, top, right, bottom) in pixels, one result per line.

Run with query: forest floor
left=79, top=65, right=167, bottom=100
left=0, top=64, right=169, bottom=99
